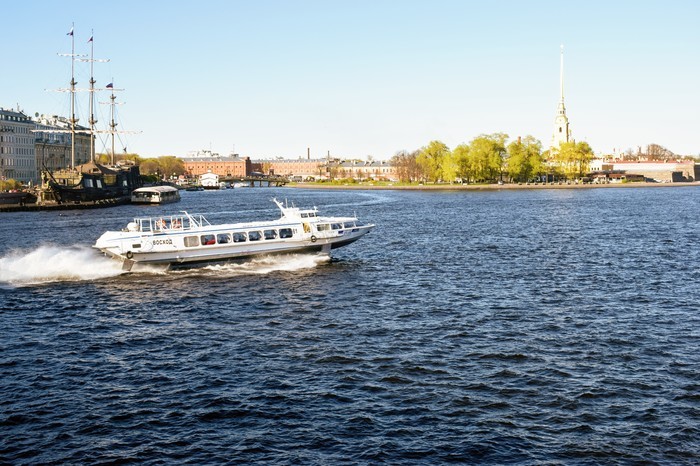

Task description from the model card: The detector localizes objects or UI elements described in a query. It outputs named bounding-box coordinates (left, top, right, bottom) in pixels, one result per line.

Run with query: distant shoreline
left=289, top=181, right=700, bottom=191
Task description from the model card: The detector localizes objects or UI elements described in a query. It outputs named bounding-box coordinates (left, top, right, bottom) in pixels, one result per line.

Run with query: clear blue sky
left=3, top=0, right=699, bottom=159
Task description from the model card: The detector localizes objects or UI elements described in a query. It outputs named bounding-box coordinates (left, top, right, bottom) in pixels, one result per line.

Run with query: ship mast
left=69, top=24, right=76, bottom=169
left=109, top=84, right=117, bottom=164
left=88, top=30, right=96, bottom=162
left=46, top=26, right=128, bottom=168
left=100, top=80, right=139, bottom=165
left=100, top=80, right=124, bottom=165
left=80, top=30, right=109, bottom=163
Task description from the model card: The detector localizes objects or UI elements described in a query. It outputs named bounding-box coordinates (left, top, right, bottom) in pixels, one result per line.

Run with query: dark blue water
left=1, top=187, right=699, bottom=464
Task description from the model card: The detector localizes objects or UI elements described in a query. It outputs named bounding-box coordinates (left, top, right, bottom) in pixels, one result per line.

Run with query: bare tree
left=390, top=150, right=422, bottom=182
left=645, top=144, right=675, bottom=161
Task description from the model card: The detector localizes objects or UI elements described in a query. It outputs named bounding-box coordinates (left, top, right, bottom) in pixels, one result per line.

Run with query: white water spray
left=195, top=253, right=330, bottom=276
left=0, top=245, right=125, bottom=285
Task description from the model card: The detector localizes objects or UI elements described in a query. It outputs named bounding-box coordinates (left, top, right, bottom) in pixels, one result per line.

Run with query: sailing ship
left=39, top=25, right=141, bottom=205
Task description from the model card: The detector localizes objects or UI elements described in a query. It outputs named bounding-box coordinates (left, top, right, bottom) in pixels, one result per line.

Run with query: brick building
left=251, top=158, right=326, bottom=179
left=182, top=154, right=252, bottom=178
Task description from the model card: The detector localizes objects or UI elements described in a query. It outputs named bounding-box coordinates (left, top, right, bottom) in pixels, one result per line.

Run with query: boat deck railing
left=130, top=211, right=210, bottom=233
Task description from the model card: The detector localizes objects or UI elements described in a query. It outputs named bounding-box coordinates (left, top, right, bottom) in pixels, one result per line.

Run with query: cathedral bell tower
left=551, top=45, right=570, bottom=149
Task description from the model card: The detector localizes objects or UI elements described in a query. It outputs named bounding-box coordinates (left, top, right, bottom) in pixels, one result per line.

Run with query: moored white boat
left=93, top=198, right=374, bottom=271
left=131, top=185, right=181, bottom=204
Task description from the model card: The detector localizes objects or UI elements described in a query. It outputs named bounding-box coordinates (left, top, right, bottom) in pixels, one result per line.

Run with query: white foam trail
left=0, top=244, right=125, bottom=285
left=129, top=262, right=171, bottom=274
left=196, top=253, right=330, bottom=276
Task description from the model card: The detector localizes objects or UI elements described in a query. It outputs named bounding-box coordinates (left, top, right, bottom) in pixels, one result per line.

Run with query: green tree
left=95, top=152, right=143, bottom=165
left=451, top=144, right=471, bottom=182
left=0, top=179, right=23, bottom=191
left=135, top=156, right=186, bottom=178
left=506, top=135, right=543, bottom=182
left=506, top=139, right=528, bottom=182
left=416, top=140, right=450, bottom=182
left=157, top=156, right=186, bottom=178
left=574, top=141, right=595, bottom=177
left=529, top=143, right=547, bottom=181
left=139, top=158, right=160, bottom=176
left=552, top=141, right=594, bottom=179
left=442, top=149, right=459, bottom=183
left=95, top=153, right=111, bottom=164
left=467, top=133, right=508, bottom=182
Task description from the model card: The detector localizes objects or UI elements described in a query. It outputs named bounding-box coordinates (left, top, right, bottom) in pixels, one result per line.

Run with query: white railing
left=133, top=211, right=210, bottom=233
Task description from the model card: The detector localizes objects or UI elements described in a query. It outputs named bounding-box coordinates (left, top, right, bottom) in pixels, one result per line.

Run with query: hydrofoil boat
left=93, top=199, right=374, bottom=271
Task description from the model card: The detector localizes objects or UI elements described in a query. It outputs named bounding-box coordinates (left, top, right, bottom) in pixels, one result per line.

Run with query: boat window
left=301, top=213, right=308, bottom=218
left=264, top=229, right=277, bottom=240
left=233, top=232, right=247, bottom=242
left=248, top=231, right=262, bottom=241
left=343, top=222, right=355, bottom=228
left=331, top=223, right=342, bottom=230
left=279, top=228, right=293, bottom=239
left=84, top=178, right=93, bottom=188
left=200, top=234, right=216, bottom=246
left=316, top=224, right=330, bottom=231
left=184, top=236, right=199, bottom=247
left=217, top=233, right=231, bottom=244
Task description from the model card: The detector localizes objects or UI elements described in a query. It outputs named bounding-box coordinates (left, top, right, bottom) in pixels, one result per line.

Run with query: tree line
left=617, top=143, right=696, bottom=162
left=95, top=153, right=186, bottom=179
left=391, top=134, right=595, bottom=183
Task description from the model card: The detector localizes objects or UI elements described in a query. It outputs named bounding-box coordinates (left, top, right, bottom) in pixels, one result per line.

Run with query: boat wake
left=171, top=253, right=331, bottom=277
left=0, top=244, right=125, bottom=286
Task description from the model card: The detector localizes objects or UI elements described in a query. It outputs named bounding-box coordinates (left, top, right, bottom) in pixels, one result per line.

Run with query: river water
left=1, top=187, right=699, bottom=464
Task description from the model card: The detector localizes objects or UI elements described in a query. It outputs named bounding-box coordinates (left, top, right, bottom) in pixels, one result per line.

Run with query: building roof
left=253, top=158, right=326, bottom=164
left=332, top=160, right=392, bottom=168
left=182, top=156, right=248, bottom=163
left=0, top=108, right=31, bottom=122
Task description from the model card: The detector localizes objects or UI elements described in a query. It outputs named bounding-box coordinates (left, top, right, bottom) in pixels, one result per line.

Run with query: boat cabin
left=131, top=186, right=181, bottom=204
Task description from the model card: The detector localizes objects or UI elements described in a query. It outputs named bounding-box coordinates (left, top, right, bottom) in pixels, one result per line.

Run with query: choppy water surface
left=1, top=187, right=699, bottom=464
